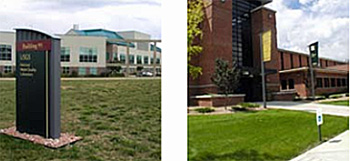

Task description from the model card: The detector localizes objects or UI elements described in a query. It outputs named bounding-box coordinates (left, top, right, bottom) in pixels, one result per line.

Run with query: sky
left=266, top=0, right=349, bottom=61
left=0, top=0, right=161, bottom=39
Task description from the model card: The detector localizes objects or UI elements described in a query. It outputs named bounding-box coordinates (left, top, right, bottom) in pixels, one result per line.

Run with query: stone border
left=0, top=127, right=82, bottom=149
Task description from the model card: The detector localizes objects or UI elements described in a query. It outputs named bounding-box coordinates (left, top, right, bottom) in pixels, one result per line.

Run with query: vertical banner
left=309, top=42, right=319, bottom=67
left=262, top=30, right=272, bottom=62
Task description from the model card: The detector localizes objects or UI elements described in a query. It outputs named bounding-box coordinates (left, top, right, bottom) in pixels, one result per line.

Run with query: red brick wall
left=251, top=8, right=280, bottom=93
left=189, top=0, right=232, bottom=95
left=280, top=71, right=308, bottom=97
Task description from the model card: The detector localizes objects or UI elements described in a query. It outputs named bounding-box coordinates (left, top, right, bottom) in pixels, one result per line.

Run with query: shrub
left=195, top=107, right=215, bottom=113
left=238, top=102, right=260, bottom=108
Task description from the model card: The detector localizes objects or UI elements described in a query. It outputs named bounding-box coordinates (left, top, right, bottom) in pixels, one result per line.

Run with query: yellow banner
left=262, top=30, right=271, bottom=62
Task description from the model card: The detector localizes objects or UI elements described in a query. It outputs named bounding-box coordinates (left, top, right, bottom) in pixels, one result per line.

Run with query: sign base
left=0, top=127, right=81, bottom=149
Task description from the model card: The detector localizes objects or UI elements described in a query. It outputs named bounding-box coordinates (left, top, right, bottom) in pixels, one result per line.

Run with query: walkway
left=290, top=130, right=349, bottom=161
left=256, top=101, right=349, bottom=116
left=0, top=77, right=160, bottom=81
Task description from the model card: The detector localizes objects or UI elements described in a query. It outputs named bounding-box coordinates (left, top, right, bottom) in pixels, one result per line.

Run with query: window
left=342, top=78, right=346, bottom=87
left=90, top=67, right=97, bottom=75
left=331, top=78, right=336, bottom=87
left=326, top=60, right=328, bottom=67
left=281, top=80, right=287, bottom=90
left=151, top=57, right=154, bottom=64
left=316, top=78, right=323, bottom=88
left=113, top=53, right=118, bottom=61
left=120, top=54, right=126, bottom=63
left=78, top=67, right=86, bottom=75
left=106, top=52, right=110, bottom=61
left=156, top=58, right=160, bottom=64
left=324, top=78, right=330, bottom=87
left=337, top=78, right=342, bottom=87
left=61, top=47, right=70, bottom=62
left=299, top=55, right=302, bottom=67
left=144, top=56, right=149, bottom=64
left=62, top=67, right=70, bottom=74
left=79, top=47, right=97, bottom=62
left=288, top=79, right=295, bottom=89
left=0, top=44, right=11, bottom=61
left=129, top=55, right=135, bottom=64
left=137, top=55, right=142, bottom=64
left=307, top=56, right=309, bottom=66
left=4, top=66, right=12, bottom=73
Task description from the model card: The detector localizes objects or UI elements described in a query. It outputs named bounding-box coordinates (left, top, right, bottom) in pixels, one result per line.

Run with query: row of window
left=119, top=54, right=160, bottom=65
left=280, top=52, right=340, bottom=70
left=1, top=66, right=12, bottom=73
left=0, top=44, right=11, bottom=61
left=281, top=79, right=295, bottom=90
left=316, top=78, right=348, bottom=88
left=61, top=67, right=161, bottom=75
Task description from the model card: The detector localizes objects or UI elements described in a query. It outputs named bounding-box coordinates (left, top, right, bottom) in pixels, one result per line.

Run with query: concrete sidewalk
left=0, top=77, right=160, bottom=81
left=290, top=130, right=349, bottom=161
left=256, top=101, right=349, bottom=116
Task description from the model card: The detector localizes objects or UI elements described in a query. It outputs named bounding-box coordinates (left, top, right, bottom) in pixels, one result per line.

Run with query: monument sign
left=15, top=28, right=61, bottom=139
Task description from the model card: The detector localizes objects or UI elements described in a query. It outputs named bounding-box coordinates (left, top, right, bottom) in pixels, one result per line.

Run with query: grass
left=188, top=109, right=349, bottom=161
left=0, top=79, right=161, bottom=161
left=320, top=100, right=349, bottom=106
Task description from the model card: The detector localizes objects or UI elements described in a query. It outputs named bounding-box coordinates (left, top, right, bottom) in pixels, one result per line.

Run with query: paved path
left=256, top=101, right=349, bottom=116
left=0, top=77, right=160, bottom=81
left=290, top=130, right=349, bottom=161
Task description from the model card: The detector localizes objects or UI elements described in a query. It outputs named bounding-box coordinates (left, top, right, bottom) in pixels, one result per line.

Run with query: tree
left=188, top=0, right=204, bottom=79
left=211, top=58, right=240, bottom=110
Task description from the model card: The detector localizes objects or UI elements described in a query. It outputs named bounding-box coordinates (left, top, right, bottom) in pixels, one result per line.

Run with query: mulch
left=0, top=126, right=82, bottom=149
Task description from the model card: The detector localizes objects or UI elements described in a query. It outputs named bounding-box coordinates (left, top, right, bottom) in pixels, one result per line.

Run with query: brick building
left=189, top=0, right=348, bottom=103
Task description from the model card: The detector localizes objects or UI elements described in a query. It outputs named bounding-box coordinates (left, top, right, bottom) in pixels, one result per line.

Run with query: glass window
left=288, top=79, right=294, bottom=89
left=144, top=56, right=149, bottom=64
left=137, top=55, right=142, bottom=64
left=316, top=78, right=323, bottom=88
left=342, top=78, right=346, bottom=87
left=120, top=54, right=126, bottom=63
left=62, top=67, right=70, bottom=74
left=61, top=47, right=70, bottom=62
left=156, top=58, right=160, bottom=64
left=281, top=80, right=287, bottom=90
left=4, top=66, right=12, bottom=73
left=78, top=67, right=86, bottom=75
left=113, top=53, right=118, bottom=61
left=0, top=44, right=11, bottom=61
left=129, top=55, right=135, bottom=64
left=79, top=47, right=97, bottom=63
left=337, top=78, right=342, bottom=87
left=331, top=78, right=336, bottom=87
left=324, top=78, right=330, bottom=88
left=106, top=52, right=110, bottom=61
left=151, top=57, right=154, bottom=64
left=90, top=67, right=97, bottom=75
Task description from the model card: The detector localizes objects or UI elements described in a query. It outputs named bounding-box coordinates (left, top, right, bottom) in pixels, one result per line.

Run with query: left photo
left=0, top=0, right=162, bottom=160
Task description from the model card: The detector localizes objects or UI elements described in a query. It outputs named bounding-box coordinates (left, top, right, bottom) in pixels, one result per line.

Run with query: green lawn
left=320, top=100, right=349, bottom=106
left=0, top=79, right=161, bottom=161
left=188, top=110, right=349, bottom=161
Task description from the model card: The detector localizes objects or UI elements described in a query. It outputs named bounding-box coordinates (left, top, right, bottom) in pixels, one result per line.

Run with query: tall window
left=90, top=67, right=97, bottom=75
left=325, top=60, right=328, bottom=67
left=151, top=57, right=154, bottom=64
left=0, top=44, right=11, bottom=61
left=337, top=78, right=342, bottom=87
left=144, top=56, right=149, bottom=64
left=281, top=80, right=287, bottom=90
left=137, top=55, right=142, bottom=64
left=156, top=58, right=160, bottom=64
left=4, top=66, right=12, bottom=73
left=299, top=55, right=302, bottom=67
left=331, top=78, right=336, bottom=87
left=61, top=47, right=70, bottom=62
left=280, top=52, right=284, bottom=70
left=120, top=54, right=126, bottom=63
left=78, top=67, right=86, bottom=75
left=288, top=79, right=295, bottom=89
left=342, top=78, right=346, bottom=87
left=290, top=54, right=294, bottom=69
left=79, top=47, right=97, bottom=62
left=129, top=55, right=135, bottom=64
left=316, top=78, right=323, bottom=88
left=324, top=78, right=330, bottom=88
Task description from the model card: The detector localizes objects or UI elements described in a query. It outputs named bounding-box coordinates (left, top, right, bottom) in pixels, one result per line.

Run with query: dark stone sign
left=15, top=28, right=61, bottom=139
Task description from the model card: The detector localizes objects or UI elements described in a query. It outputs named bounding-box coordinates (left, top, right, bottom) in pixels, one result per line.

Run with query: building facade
left=0, top=26, right=161, bottom=76
left=189, top=0, right=348, bottom=102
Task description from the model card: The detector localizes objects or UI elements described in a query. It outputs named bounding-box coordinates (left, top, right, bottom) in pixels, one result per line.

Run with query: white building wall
left=60, top=35, right=107, bottom=68
left=0, top=31, right=16, bottom=66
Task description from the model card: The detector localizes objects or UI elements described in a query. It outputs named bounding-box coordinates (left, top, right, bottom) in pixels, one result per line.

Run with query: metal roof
left=14, top=27, right=60, bottom=39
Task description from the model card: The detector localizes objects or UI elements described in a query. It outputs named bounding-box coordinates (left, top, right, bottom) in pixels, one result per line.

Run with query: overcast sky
left=266, top=0, right=349, bottom=61
left=0, top=0, right=161, bottom=39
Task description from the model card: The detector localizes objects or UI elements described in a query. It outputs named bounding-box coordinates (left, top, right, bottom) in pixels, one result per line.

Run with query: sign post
left=308, top=42, right=318, bottom=100
left=316, top=108, right=323, bottom=142
left=260, top=30, right=272, bottom=108
left=15, top=28, right=61, bottom=139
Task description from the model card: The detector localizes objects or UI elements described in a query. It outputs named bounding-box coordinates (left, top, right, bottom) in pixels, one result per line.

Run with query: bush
left=109, top=72, right=124, bottom=77
left=238, top=102, right=260, bottom=108
left=195, top=107, right=215, bottom=113
left=71, top=71, right=78, bottom=77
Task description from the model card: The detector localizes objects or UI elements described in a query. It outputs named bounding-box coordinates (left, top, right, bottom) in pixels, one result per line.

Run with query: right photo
left=188, top=0, right=349, bottom=160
